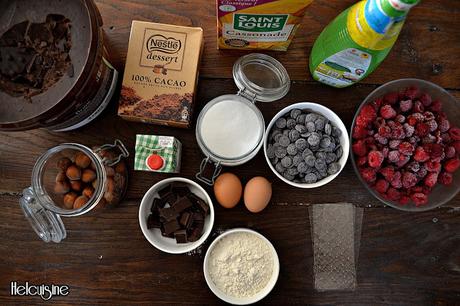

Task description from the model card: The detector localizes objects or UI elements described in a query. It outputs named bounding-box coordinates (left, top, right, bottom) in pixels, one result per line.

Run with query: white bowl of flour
left=203, top=228, right=280, bottom=304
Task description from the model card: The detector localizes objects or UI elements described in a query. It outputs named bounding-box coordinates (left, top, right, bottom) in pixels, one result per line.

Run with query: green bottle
left=309, top=0, right=419, bottom=88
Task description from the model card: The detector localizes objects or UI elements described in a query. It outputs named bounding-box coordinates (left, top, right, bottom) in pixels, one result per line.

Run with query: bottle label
left=312, top=48, right=372, bottom=88
left=347, top=0, right=403, bottom=50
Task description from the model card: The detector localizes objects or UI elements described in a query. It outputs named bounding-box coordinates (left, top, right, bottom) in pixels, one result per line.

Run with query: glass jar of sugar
left=196, top=53, right=290, bottom=185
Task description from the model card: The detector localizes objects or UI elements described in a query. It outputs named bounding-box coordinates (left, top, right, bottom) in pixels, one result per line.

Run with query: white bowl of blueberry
left=264, top=102, right=349, bottom=188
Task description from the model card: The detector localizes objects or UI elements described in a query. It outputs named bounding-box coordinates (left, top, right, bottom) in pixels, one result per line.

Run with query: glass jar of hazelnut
left=19, top=139, right=129, bottom=243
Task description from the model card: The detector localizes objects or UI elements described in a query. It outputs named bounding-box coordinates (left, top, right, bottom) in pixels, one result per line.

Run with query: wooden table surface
left=1, top=0, right=460, bottom=305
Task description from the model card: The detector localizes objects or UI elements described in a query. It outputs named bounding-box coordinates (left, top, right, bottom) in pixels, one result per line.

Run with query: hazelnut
left=70, top=180, right=83, bottom=192
left=75, top=152, right=91, bottom=168
left=104, top=191, right=114, bottom=204
left=54, top=181, right=70, bottom=194
left=90, top=162, right=97, bottom=171
left=57, top=157, right=72, bottom=171
left=81, top=169, right=96, bottom=183
left=115, top=162, right=126, bottom=174
left=73, top=195, right=89, bottom=209
left=92, top=178, right=99, bottom=189
left=105, top=165, right=115, bottom=177
left=82, top=186, right=94, bottom=198
left=106, top=177, right=115, bottom=193
left=66, top=165, right=81, bottom=180
left=55, top=171, right=67, bottom=183
left=63, top=192, right=78, bottom=209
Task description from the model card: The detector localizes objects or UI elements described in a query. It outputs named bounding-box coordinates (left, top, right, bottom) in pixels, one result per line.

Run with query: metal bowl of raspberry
left=351, top=79, right=460, bottom=211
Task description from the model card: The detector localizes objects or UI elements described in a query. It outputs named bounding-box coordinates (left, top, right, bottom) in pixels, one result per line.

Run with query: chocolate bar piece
left=150, top=197, right=164, bottom=213
left=158, top=207, right=178, bottom=221
left=174, top=229, right=188, bottom=243
left=179, top=211, right=191, bottom=227
left=162, top=220, right=180, bottom=236
left=173, top=196, right=193, bottom=214
left=188, top=224, right=204, bottom=242
left=188, top=193, right=209, bottom=215
left=147, top=213, right=161, bottom=229
left=171, top=182, right=191, bottom=197
left=158, top=184, right=171, bottom=198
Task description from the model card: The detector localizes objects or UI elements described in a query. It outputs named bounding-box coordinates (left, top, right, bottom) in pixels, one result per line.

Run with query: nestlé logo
left=146, top=34, right=181, bottom=54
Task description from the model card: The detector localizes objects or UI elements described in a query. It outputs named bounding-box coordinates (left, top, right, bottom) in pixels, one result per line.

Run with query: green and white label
left=234, top=14, right=288, bottom=32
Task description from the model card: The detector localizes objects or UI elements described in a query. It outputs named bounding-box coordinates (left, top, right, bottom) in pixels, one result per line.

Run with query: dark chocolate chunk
left=179, top=211, right=191, bottom=227
left=162, top=220, right=180, bottom=236
left=147, top=213, right=161, bottom=229
left=171, top=182, right=191, bottom=197
left=158, top=184, right=172, bottom=198
left=187, top=223, right=204, bottom=242
left=174, top=230, right=188, bottom=244
left=158, top=207, right=178, bottom=221
left=172, top=196, right=193, bottom=214
left=188, top=194, right=209, bottom=215
left=150, top=197, right=162, bottom=213
left=162, top=192, right=177, bottom=206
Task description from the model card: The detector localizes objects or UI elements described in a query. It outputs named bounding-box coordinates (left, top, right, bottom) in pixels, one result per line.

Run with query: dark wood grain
left=1, top=80, right=459, bottom=208
left=1, top=194, right=459, bottom=305
left=95, top=0, right=460, bottom=87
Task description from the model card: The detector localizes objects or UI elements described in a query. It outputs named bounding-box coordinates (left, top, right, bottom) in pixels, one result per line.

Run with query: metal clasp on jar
left=196, top=157, right=222, bottom=186
left=94, top=139, right=129, bottom=166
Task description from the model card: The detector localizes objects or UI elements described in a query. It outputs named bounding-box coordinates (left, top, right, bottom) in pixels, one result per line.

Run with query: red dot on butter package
left=135, top=135, right=181, bottom=173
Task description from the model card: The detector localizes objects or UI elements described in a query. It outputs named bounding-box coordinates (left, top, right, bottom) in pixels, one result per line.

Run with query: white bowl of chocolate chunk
left=139, top=177, right=214, bottom=254
left=264, top=102, right=350, bottom=188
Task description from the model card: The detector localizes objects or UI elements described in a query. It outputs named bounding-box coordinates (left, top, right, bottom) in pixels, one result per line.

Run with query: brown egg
left=244, top=177, right=272, bottom=213
left=214, top=173, right=242, bottom=208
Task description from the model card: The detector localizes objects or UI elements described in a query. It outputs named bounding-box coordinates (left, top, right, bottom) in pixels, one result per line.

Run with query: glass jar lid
left=233, top=53, right=290, bottom=103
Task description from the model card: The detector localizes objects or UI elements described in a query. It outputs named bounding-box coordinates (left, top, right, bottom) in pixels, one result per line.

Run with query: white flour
left=199, top=100, right=262, bottom=159
left=208, top=232, right=274, bottom=298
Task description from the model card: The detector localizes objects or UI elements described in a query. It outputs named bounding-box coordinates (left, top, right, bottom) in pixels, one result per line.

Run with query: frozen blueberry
left=274, top=133, right=283, bottom=143
left=320, top=137, right=331, bottom=148
left=315, top=118, right=326, bottom=131
left=266, top=144, right=275, bottom=159
left=295, top=138, right=308, bottom=151
left=283, top=129, right=290, bottom=137
left=305, top=113, right=318, bottom=123
left=310, top=144, right=320, bottom=151
left=270, top=129, right=282, bottom=139
left=315, top=158, right=326, bottom=170
left=287, top=167, right=299, bottom=176
left=306, top=121, right=316, bottom=132
left=305, top=155, right=316, bottom=167
left=290, top=109, right=302, bottom=119
left=289, top=129, right=300, bottom=142
left=304, top=173, right=318, bottom=184
left=327, top=162, right=341, bottom=175
left=325, top=123, right=332, bottom=135
left=292, top=155, right=303, bottom=167
left=326, top=152, right=337, bottom=164
left=279, top=135, right=290, bottom=147
left=275, top=117, right=287, bottom=129
left=297, top=162, right=309, bottom=173
left=301, top=148, right=313, bottom=159
left=332, top=126, right=342, bottom=137
left=323, top=142, right=336, bottom=152
left=274, top=145, right=287, bottom=158
left=287, top=143, right=298, bottom=156
left=307, top=133, right=321, bottom=146
left=295, top=124, right=307, bottom=133
left=296, top=114, right=307, bottom=124
left=301, top=132, right=311, bottom=138
left=286, top=118, right=296, bottom=129
left=283, top=172, right=295, bottom=181
left=270, top=157, right=279, bottom=165
left=275, top=162, right=285, bottom=173
left=335, top=145, right=343, bottom=159
left=316, top=151, right=326, bottom=160
left=319, top=169, right=328, bottom=178
left=281, top=156, right=292, bottom=168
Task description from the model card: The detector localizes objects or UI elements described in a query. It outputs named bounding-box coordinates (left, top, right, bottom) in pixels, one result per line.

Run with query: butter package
left=118, top=21, right=203, bottom=128
left=135, top=135, right=181, bottom=173
left=216, top=0, right=313, bottom=51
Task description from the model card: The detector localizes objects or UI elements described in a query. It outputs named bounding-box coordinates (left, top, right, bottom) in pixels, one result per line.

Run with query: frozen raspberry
left=389, top=139, right=402, bottom=149
left=426, top=120, right=438, bottom=132
left=414, top=101, right=425, bottom=113
left=444, top=158, right=460, bottom=173
left=375, top=117, right=386, bottom=128
left=403, top=123, right=415, bottom=137
left=384, top=92, right=399, bottom=105
left=396, top=154, right=410, bottom=168
left=408, top=136, right=420, bottom=144
left=415, top=122, right=430, bottom=137
left=390, top=171, right=402, bottom=188
left=378, top=126, right=391, bottom=138
left=352, top=140, right=367, bottom=157
left=375, top=179, right=390, bottom=194
left=360, top=167, right=377, bottom=183
left=438, top=172, right=453, bottom=185
left=372, top=97, right=384, bottom=109
left=398, top=142, right=415, bottom=156
left=445, top=146, right=456, bottom=159
left=357, top=156, right=368, bottom=167
left=391, top=124, right=406, bottom=140
left=368, top=151, right=384, bottom=168
left=423, top=111, right=435, bottom=121
left=424, top=172, right=439, bottom=188
left=357, top=105, right=377, bottom=126
left=414, top=146, right=430, bottom=162
left=399, top=99, right=413, bottom=112
left=399, top=195, right=410, bottom=205
left=382, top=147, right=389, bottom=158
left=388, top=150, right=400, bottom=163
left=421, top=134, right=436, bottom=144
left=374, top=133, right=389, bottom=145
left=437, top=118, right=450, bottom=133
left=411, top=193, right=428, bottom=206
left=419, top=93, right=432, bottom=107
left=452, top=141, right=460, bottom=153
left=402, top=172, right=418, bottom=189
left=407, top=113, right=424, bottom=126
left=411, top=186, right=424, bottom=193
left=380, top=166, right=395, bottom=181
left=365, top=136, right=376, bottom=145
left=416, top=166, right=428, bottom=179
left=395, top=114, right=406, bottom=123
left=429, top=100, right=442, bottom=113
left=425, top=161, right=441, bottom=173
left=380, top=105, right=397, bottom=119
left=449, top=127, right=460, bottom=141
left=406, top=161, right=420, bottom=173
left=403, top=86, right=419, bottom=100
left=425, top=143, right=444, bottom=159
left=387, top=187, right=401, bottom=201
left=352, top=125, right=368, bottom=139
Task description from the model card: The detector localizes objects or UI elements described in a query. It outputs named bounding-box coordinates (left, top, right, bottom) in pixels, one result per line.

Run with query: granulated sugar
left=199, top=100, right=262, bottom=159
left=208, top=232, right=274, bottom=298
